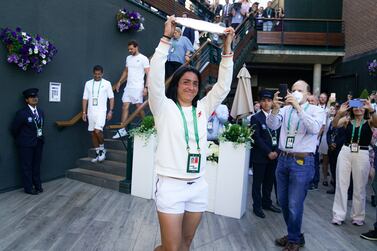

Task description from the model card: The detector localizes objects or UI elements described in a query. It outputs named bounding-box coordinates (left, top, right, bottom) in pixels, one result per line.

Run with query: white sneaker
left=98, top=149, right=106, bottom=162
left=112, top=128, right=127, bottom=139
left=91, top=156, right=99, bottom=163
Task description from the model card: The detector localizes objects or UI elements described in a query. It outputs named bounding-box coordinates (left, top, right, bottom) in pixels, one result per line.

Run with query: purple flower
left=7, top=54, right=18, bottom=63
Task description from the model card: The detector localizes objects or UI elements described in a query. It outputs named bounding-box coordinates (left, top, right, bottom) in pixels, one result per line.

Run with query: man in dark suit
left=12, top=88, right=44, bottom=195
left=251, top=90, right=281, bottom=218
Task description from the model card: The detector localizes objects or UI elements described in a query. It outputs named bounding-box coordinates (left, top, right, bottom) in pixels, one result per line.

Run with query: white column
left=313, top=63, right=322, bottom=96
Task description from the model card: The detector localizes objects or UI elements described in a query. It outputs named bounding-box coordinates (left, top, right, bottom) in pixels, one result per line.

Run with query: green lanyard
left=176, top=103, right=200, bottom=152
left=287, top=103, right=310, bottom=134
left=92, top=79, right=102, bottom=98
left=267, top=127, right=276, bottom=139
left=350, top=118, right=364, bottom=144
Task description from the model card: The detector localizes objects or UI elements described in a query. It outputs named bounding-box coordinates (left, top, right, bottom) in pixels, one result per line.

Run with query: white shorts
left=155, top=175, right=208, bottom=214
left=87, top=111, right=106, bottom=131
left=122, top=87, right=143, bottom=104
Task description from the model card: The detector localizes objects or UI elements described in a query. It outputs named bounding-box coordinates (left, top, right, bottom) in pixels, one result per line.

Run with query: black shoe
left=326, top=189, right=335, bottom=194
left=360, top=230, right=377, bottom=241
left=253, top=208, right=266, bottom=218
left=263, top=204, right=282, bottom=213
left=35, top=187, right=43, bottom=193
left=372, top=195, right=376, bottom=207
left=25, top=189, right=38, bottom=195
left=275, top=234, right=305, bottom=247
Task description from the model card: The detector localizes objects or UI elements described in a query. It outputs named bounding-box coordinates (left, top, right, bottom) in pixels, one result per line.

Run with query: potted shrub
left=130, top=116, right=157, bottom=199
left=215, top=124, right=254, bottom=219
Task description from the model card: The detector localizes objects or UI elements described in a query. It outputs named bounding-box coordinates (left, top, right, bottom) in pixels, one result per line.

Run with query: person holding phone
left=331, top=99, right=377, bottom=226
left=267, top=80, right=324, bottom=250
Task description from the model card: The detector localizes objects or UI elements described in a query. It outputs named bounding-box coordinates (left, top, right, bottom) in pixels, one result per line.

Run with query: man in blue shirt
left=165, top=27, right=194, bottom=80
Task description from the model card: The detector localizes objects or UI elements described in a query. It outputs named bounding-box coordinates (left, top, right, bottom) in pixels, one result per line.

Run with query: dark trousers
left=165, top=61, right=182, bottom=80
left=18, top=140, right=43, bottom=192
left=276, top=155, right=315, bottom=244
left=252, top=161, right=276, bottom=210
left=328, top=148, right=340, bottom=187
left=311, top=149, right=320, bottom=186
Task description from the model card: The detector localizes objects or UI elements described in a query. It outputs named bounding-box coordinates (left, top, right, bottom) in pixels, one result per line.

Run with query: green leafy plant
left=359, top=89, right=369, bottom=99
left=207, top=142, right=219, bottom=163
left=129, top=115, right=156, bottom=142
left=219, top=123, right=254, bottom=149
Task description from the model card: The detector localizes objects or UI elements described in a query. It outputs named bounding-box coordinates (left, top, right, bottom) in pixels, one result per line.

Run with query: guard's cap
left=259, top=90, right=273, bottom=100
left=22, top=88, right=39, bottom=98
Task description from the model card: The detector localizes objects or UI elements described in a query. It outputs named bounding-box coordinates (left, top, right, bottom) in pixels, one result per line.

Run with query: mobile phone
left=330, top=93, right=336, bottom=99
left=349, top=99, right=363, bottom=108
left=279, top=84, right=288, bottom=99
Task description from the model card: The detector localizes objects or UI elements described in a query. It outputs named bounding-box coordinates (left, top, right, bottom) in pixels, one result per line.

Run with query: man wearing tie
left=267, top=80, right=324, bottom=251
left=12, top=88, right=45, bottom=195
left=251, top=90, right=281, bottom=218
left=222, top=0, right=232, bottom=27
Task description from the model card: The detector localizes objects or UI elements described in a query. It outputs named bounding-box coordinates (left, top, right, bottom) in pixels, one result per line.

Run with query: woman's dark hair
left=166, top=66, right=202, bottom=107
left=349, top=108, right=370, bottom=120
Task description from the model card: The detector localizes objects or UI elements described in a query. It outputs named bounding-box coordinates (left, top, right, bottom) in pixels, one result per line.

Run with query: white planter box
left=205, top=161, right=218, bottom=213
left=215, top=141, right=250, bottom=219
left=131, top=135, right=157, bottom=200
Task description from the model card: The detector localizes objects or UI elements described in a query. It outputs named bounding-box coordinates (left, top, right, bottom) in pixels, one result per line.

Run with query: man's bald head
left=292, top=80, right=310, bottom=104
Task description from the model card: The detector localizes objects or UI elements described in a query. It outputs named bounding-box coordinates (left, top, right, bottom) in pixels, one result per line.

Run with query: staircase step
left=88, top=148, right=126, bottom=162
left=66, top=168, right=124, bottom=191
left=76, top=157, right=126, bottom=177
left=104, top=139, right=128, bottom=151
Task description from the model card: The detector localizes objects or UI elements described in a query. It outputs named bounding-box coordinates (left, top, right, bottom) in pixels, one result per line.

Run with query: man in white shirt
left=113, top=41, right=150, bottom=138
left=82, top=65, right=114, bottom=162
left=267, top=80, right=324, bottom=250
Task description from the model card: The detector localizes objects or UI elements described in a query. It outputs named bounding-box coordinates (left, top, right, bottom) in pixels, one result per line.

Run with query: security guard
left=250, top=90, right=281, bottom=218
left=12, top=88, right=44, bottom=195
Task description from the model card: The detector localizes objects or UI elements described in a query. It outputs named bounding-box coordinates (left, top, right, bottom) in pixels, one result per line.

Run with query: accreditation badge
left=272, top=136, right=278, bottom=146
left=187, top=153, right=201, bottom=173
left=285, top=136, right=295, bottom=149
left=350, top=143, right=359, bottom=153
left=207, top=121, right=213, bottom=131
left=37, top=128, right=43, bottom=137
left=92, top=98, right=98, bottom=106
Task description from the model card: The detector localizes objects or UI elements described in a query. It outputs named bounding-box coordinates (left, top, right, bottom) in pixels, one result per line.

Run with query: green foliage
left=359, top=89, right=369, bottom=99
left=129, top=115, right=156, bottom=141
left=219, top=123, right=254, bottom=149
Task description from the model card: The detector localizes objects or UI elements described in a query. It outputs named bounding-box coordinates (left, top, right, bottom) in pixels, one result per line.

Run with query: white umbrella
left=230, top=64, right=254, bottom=119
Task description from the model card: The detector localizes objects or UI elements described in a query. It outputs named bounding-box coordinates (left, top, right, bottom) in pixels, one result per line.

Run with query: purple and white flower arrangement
left=116, top=8, right=144, bottom=32
left=0, top=27, right=57, bottom=73
left=368, top=59, right=377, bottom=77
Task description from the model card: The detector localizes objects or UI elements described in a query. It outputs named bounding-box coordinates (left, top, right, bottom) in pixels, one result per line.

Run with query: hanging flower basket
left=116, top=8, right=145, bottom=32
left=0, top=27, right=57, bottom=73
left=367, top=59, right=377, bottom=77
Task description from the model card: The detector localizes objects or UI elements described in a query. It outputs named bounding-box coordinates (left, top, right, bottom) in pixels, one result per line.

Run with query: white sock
left=95, top=147, right=100, bottom=154
left=99, top=144, right=104, bottom=150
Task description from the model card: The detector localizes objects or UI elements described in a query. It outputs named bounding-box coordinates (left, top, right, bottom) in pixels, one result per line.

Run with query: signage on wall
left=49, top=82, right=61, bottom=102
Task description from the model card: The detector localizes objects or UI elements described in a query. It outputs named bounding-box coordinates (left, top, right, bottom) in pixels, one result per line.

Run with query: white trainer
left=98, top=149, right=106, bottom=162
left=91, top=156, right=99, bottom=163
left=112, top=128, right=127, bottom=139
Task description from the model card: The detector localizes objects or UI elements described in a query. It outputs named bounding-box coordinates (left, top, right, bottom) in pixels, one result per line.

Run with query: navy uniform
left=250, top=90, right=281, bottom=218
left=11, top=88, right=44, bottom=195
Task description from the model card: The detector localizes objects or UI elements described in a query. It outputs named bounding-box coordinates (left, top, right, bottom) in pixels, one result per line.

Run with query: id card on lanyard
left=349, top=119, right=364, bottom=153
left=177, top=103, right=201, bottom=174
left=34, top=118, right=43, bottom=137
left=285, top=104, right=309, bottom=149
left=92, top=80, right=102, bottom=106
left=266, top=127, right=278, bottom=146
